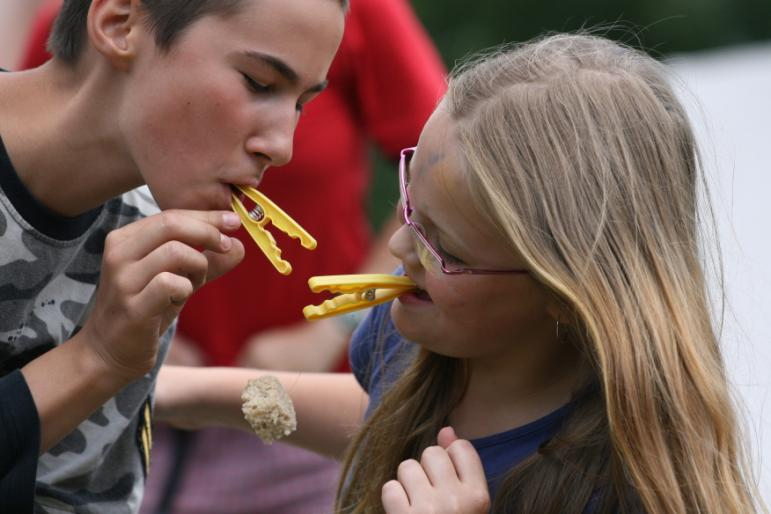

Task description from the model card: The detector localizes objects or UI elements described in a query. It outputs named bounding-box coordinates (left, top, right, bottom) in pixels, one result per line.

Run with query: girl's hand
left=382, top=427, right=491, bottom=514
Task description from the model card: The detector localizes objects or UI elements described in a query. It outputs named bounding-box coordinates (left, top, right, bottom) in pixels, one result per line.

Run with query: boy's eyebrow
left=242, top=51, right=328, bottom=93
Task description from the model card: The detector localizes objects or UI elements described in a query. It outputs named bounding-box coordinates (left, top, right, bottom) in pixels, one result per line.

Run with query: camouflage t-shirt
left=0, top=136, right=172, bottom=513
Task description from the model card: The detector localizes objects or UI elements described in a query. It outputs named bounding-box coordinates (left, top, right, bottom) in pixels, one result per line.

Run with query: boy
left=0, top=0, right=345, bottom=511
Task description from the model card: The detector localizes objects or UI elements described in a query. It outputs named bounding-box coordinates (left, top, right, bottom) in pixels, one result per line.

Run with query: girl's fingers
left=445, top=439, right=487, bottom=487
left=380, top=430, right=490, bottom=514
left=396, top=458, right=432, bottom=505
left=437, top=426, right=458, bottom=449
left=420, top=445, right=460, bottom=488
left=383, top=436, right=490, bottom=514
left=381, top=480, right=411, bottom=513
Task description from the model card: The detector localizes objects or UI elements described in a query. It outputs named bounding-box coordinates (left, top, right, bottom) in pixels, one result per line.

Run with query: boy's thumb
left=202, top=238, right=245, bottom=283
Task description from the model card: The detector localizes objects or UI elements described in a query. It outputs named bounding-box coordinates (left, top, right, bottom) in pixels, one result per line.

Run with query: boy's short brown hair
left=49, top=0, right=349, bottom=64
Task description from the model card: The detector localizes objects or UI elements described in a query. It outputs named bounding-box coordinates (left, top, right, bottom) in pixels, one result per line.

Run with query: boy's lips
left=226, top=179, right=261, bottom=206
left=229, top=167, right=266, bottom=190
left=233, top=176, right=263, bottom=189
left=221, top=183, right=245, bottom=211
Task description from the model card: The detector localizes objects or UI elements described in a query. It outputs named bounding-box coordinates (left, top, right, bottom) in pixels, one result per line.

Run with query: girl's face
left=389, top=104, right=557, bottom=361
left=120, top=0, right=345, bottom=211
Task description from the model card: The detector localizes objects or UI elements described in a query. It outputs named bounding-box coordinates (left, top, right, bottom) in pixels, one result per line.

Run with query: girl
left=156, top=33, right=765, bottom=513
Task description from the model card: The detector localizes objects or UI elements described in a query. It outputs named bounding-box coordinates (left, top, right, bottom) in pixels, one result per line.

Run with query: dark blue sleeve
left=349, top=298, right=418, bottom=423
left=349, top=302, right=390, bottom=393
left=0, top=370, right=40, bottom=513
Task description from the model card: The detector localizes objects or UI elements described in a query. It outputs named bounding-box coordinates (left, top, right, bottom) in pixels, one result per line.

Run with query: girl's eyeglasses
left=398, top=146, right=529, bottom=276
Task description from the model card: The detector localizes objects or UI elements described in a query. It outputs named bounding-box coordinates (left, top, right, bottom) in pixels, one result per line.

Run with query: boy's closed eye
left=241, top=73, right=273, bottom=94
left=235, top=50, right=329, bottom=115
left=241, top=73, right=309, bottom=114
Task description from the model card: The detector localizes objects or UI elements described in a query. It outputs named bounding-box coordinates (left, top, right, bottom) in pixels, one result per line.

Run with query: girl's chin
left=391, top=300, right=433, bottom=341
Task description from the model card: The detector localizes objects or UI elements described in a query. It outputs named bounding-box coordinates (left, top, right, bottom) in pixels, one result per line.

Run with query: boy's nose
left=245, top=111, right=297, bottom=168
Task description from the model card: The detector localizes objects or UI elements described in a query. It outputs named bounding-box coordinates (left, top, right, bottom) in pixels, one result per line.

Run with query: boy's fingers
left=381, top=480, right=410, bottom=513
left=123, top=241, right=210, bottom=293
left=446, top=439, right=487, bottom=486
left=109, top=210, right=239, bottom=261
left=112, top=209, right=238, bottom=241
left=131, top=271, right=194, bottom=318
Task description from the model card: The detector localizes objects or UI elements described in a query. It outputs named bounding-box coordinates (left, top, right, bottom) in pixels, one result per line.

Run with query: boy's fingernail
left=220, top=233, right=232, bottom=250
left=223, top=212, right=241, bottom=229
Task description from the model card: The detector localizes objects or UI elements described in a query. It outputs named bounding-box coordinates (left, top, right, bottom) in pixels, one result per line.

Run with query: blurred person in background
left=0, top=0, right=47, bottom=69
left=19, top=0, right=446, bottom=512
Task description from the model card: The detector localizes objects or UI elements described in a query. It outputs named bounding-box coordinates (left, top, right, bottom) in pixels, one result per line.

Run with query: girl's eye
left=242, top=73, right=271, bottom=94
left=430, top=231, right=465, bottom=265
left=439, top=247, right=465, bottom=265
left=411, top=218, right=465, bottom=265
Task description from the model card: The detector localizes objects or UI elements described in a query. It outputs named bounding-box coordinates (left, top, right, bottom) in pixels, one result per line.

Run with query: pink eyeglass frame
left=398, top=146, right=529, bottom=275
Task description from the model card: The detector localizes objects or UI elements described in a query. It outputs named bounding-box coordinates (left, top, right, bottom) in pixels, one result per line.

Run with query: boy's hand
left=80, top=210, right=244, bottom=381
left=382, top=427, right=490, bottom=514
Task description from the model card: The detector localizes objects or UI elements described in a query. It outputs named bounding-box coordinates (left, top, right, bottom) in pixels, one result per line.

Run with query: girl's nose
left=388, top=223, right=421, bottom=270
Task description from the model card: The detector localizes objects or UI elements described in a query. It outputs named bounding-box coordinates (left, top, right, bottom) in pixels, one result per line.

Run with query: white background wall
left=670, top=42, right=771, bottom=506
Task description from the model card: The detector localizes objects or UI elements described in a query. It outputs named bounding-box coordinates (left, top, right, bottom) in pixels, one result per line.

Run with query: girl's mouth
left=400, top=287, right=433, bottom=304
left=413, top=288, right=432, bottom=301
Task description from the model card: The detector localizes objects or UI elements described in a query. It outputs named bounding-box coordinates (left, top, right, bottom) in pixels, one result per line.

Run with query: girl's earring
left=555, top=319, right=561, bottom=342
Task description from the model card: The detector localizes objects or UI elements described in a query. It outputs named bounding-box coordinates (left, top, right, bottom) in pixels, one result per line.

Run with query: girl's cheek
left=426, top=276, right=473, bottom=311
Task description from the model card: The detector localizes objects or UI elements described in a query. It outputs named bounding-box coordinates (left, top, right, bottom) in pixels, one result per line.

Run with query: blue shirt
left=349, top=300, right=573, bottom=499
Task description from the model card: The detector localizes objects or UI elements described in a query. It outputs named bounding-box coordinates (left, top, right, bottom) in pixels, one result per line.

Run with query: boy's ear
left=87, top=0, right=144, bottom=71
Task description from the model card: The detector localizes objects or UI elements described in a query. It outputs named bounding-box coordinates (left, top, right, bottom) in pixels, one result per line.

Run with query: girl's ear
left=87, top=0, right=144, bottom=71
left=545, top=297, right=572, bottom=330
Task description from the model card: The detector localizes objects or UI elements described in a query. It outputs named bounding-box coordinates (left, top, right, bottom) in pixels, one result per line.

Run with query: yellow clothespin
left=231, top=185, right=317, bottom=275
left=302, top=274, right=416, bottom=321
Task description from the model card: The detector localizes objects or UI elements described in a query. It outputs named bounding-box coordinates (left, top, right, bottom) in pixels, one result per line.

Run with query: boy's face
left=119, top=0, right=345, bottom=210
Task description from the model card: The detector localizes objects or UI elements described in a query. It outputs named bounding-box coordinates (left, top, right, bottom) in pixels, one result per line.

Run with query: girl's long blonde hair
left=336, top=33, right=764, bottom=513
